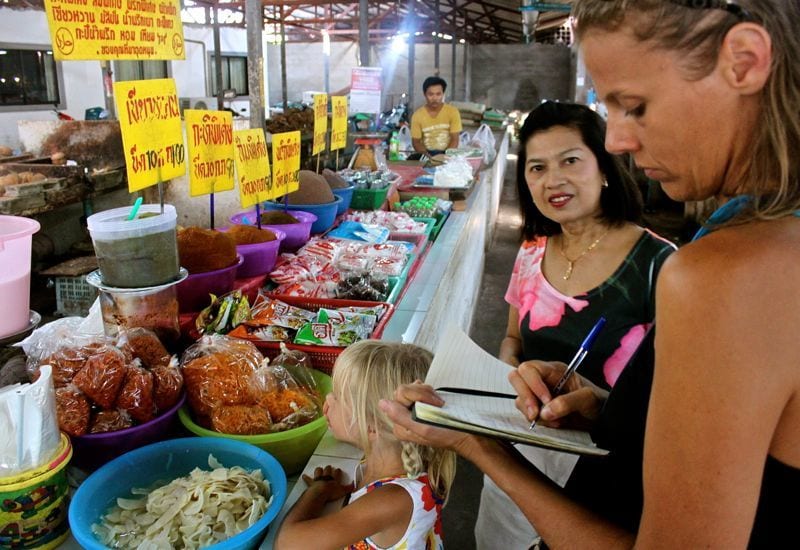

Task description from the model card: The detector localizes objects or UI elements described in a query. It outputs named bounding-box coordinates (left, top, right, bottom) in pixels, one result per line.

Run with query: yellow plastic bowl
left=179, top=370, right=332, bottom=475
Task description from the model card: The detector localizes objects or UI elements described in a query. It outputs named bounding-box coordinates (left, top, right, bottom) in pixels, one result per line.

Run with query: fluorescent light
left=322, top=29, right=330, bottom=56
left=0, top=50, right=7, bottom=55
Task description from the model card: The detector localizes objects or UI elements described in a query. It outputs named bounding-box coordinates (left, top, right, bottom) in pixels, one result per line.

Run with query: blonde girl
left=275, top=340, right=456, bottom=550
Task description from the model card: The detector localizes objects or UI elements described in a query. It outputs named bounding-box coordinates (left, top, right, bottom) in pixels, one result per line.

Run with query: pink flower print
left=603, top=323, right=650, bottom=387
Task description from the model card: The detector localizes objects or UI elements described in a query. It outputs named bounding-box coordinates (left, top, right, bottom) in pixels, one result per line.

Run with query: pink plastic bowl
left=229, top=210, right=317, bottom=253
left=176, top=255, right=243, bottom=312
left=70, top=393, right=186, bottom=471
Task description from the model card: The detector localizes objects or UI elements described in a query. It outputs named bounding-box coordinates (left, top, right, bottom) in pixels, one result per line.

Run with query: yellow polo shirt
left=410, top=104, right=462, bottom=151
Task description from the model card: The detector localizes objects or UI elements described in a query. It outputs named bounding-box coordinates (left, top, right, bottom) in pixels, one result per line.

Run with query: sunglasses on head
left=668, top=0, right=753, bottom=20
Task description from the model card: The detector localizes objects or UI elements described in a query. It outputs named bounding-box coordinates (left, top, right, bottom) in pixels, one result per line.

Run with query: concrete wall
left=469, top=43, right=573, bottom=113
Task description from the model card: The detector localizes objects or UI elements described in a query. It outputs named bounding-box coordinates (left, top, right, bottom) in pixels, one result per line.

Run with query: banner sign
left=234, top=128, right=274, bottom=208
left=312, top=94, right=328, bottom=156
left=114, top=78, right=185, bottom=192
left=43, top=0, right=185, bottom=61
left=330, top=96, right=348, bottom=151
left=185, top=110, right=234, bottom=197
left=271, top=131, right=301, bottom=197
left=349, top=67, right=382, bottom=114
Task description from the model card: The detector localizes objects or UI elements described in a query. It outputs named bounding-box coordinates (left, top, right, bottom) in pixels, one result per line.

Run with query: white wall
left=0, top=8, right=105, bottom=150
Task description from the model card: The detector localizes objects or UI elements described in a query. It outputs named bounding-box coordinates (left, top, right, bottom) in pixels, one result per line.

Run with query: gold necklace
left=558, top=229, right=610, bottom=280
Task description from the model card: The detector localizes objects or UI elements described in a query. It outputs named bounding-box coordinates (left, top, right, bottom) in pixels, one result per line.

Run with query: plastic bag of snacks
left=336, top=271, right=390, bottom=301
left=249, top=362, right=320, bottom=431
left=294, top=308, right=376, bottom=347
left=271, top=343, right=317, bottom=396
left=180, top=335, right=264, bottom=419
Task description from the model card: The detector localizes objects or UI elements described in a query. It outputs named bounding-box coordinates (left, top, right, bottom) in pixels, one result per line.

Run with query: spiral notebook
left=412, top=325, right=609, bottom=456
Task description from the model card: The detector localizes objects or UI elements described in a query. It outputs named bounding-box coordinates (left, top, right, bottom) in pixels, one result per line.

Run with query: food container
left=70, top=394, right=186, bottom=471
left=86, top=269, right=187, bottom=347
left=68, top=437, right=288, bottom=550
left=229, top=210, right=317, bottom=253
left=0, top=215, right=40, bottom=338
left=262, top=197, right=342, bottom=235
left=331, top=184, right=355, bottom=215
left=0, top=433, right=71, bottom=549
left=179, top=369, right=331, bottom=475
left=229, top=228, right=286, bottom=278
left=86, top=204, right=180, bottom=288
left=350, top=186, right=390, bottom=211
left=176, top=255, right=243, bottom=313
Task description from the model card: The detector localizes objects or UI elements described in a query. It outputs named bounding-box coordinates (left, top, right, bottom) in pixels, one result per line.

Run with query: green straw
left=127, top=197, right=143, bottom=220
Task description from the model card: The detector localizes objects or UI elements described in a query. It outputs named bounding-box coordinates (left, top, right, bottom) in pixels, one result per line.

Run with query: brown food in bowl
left=152, top=363, right=184, bottom=412
left=89, top=410, right=133, bottom=434
left=119, top=328, right=170, bottom=369
left=115, top=363, right=156, bottom=423
left=0, top=145, right=12, bottom=157
left=260, top=211, right=299, bottom=225
left=178, top=226, right=237, bottom=273
left=226, top=225, right=277, bottom=245
left=71, top=347, right=127, bottom=409
left=182, top=351, right=257, bottom=417
left=55, top=386, right=91, bottom=436
left=210, top=404, right=273, bottom=435
left=283, top=170, right=335, bottom=205
left=322, top=168, right=350, bottom=189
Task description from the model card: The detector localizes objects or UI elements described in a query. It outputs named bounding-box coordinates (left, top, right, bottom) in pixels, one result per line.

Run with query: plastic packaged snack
left=249, top=364, right=319, bottom=430
left=270, top=343, right=316, bottom=395
left=151, top=357, right=184, bottom=412
left=115, top=361, right=156, bottom=423
left=117, top=327, right=170, bottom=369
left=246, top=296, right=315, bottom=329
left=55, top=385, right=91, bottom=436
left=337, top=305, right=389, bottom=321
left=336, top=271, right=390, bottom=301
left=210, top=404, right=273, bottom=435
left=227, top=324, right=295, bottom=343
left=71, top=346, right=128, bottom=409
left=180, top=335, right=264, bottom=418
left=89, top=409, right=134, bottom=434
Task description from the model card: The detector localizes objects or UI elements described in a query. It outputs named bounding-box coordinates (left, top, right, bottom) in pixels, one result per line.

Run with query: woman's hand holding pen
left=510, top=360, right=608, bottom=430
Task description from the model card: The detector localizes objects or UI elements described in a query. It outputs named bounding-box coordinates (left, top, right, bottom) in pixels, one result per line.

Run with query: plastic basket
left=241, top=296, right=395, bottom=373
left=54, top=275, right=98, bottom=316
left=350, top=186, right=390, bottom=211
left=388, top=233, right=428, bottom=257
left=430, top=212, right=449, bottom=241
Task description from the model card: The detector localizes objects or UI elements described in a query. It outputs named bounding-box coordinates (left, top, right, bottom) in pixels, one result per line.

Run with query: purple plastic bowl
left=235, top=228, right=286, bottom=278
left=70, top=393, right=186, bottom=471
left=176, top=255, right=243, bottom=312
left=229, top=210, right=317, bottom=253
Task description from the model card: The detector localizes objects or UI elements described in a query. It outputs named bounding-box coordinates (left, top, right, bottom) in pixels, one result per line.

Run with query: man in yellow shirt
left=410, top=76, right=462, bottom=156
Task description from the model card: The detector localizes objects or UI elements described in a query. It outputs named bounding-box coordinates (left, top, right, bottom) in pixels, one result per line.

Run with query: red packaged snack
left=55, top=385, right=91, bottom=436
left=40, top=342, right=106, bottom=388
left=72, top=347, right=127, bottom=409
left=118, top=328, right=171, bottom=369
left=115, top=362, right=156, bottom=423
left=210, top=405, right=272, bottom=435
left=89, top=409, right=134, bottom=434
left=152, top=359, right=183, bottom=412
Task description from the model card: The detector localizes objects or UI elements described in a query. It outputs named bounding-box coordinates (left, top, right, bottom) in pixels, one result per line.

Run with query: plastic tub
left=70, top=394, right=187, bottom=471
left=68, top=437, right=288, bottom=550
left=86, top=204, right=180, bottom=288
left=350, top=186, right=390, bottom=210
left=176, top=255, right=243, bottom=313
left=331, top=184, right=355, bottom=215
left=0, top=433, right=72, bottom=549
left=229, top=228, right=286, bottom=278
left=0, top=215, right=40, bottom=338
left=262, top=197, right=342, bottom=235
left=179, top=369, right=332, bottom=475
left=230, top=210, right=317, bottom=253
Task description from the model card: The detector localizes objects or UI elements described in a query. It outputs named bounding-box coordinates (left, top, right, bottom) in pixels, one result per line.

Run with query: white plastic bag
left=459, top=130, right=471, bottom=148
left=468, top=123, right=497, bottom=164
left=396, top=126, right=413, bottom=151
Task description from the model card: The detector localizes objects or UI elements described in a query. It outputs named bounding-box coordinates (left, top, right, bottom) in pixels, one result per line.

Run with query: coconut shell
left=178, top=226, right=237, bottom=273
left=284, top=170, right=335, bottom=205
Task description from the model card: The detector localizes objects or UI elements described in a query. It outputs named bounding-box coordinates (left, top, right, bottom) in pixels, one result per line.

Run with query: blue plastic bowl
left=262, top=196, right=342, bottom=234
left=331, top=185, right=355, bottom=215
left=68, top=437, right=288, bottom=550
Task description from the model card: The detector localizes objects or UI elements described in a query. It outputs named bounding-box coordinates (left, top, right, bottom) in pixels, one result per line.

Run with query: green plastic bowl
left=178, top=370, right=332, bottom=475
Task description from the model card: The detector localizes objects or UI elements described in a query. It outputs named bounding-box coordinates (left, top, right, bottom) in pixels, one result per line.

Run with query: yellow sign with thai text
left=271, top=131, right=301, bottom=197
left=234, top=129, right=274, bottom=208
left=312, top=94, right=328, bottom=156
left=114, top=78, right=185, bottom=192
left=43, top=0, right=185, bottom=61
left=185, top=110, right=234, bottom=197
left=330, top=96, right=348, bottom=151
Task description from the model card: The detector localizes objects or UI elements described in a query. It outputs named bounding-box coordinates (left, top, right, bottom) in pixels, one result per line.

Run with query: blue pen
left=529, top=316, right=607, bottom=430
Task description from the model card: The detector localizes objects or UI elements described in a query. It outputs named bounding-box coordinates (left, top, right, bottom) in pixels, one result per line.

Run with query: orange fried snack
left=120, top=328, right=170, bottom=369
left=182, top=352, right=257, bottom=417
left=41, top=342, right=106, bottom=388
left=71, top=348, right=127, bottom=409
left=152, top=363, right=184, bottom=412
left=115, top=364, right=156, bottom=423
left=256, top=387, right=317, bottom=424
left=55, top=386, right=90, bottom=436
left=89, top=410, right=134, bottom=434
left=210, top=405, right=272, bottom=435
